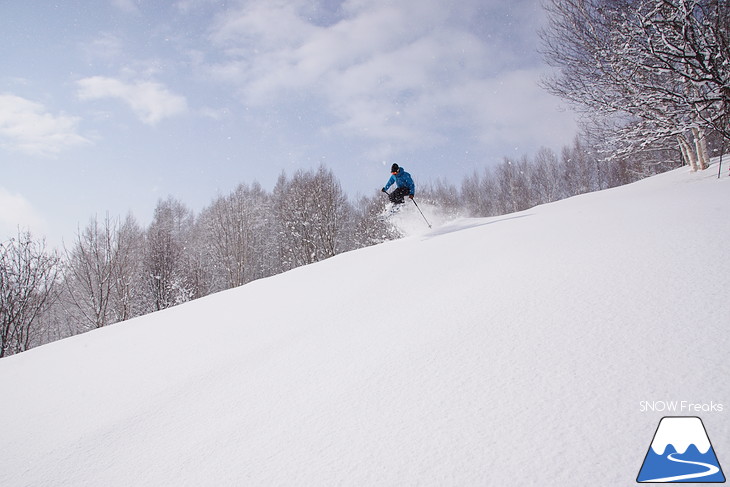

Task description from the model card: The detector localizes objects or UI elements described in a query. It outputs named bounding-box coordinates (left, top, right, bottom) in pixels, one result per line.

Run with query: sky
left=0, top=0, right=578, bottom=248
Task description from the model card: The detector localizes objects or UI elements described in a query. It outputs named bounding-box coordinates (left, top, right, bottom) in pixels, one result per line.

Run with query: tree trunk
left=692, top=127, right=710, bottom=170
left=678, top=135, right=698, bottom=171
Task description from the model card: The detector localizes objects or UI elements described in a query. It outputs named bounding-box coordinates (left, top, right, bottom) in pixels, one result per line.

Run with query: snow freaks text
left=639, top=401, right=724, bottom=413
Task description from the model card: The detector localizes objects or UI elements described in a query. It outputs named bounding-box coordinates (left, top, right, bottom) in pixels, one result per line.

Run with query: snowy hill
left=1, top=164, right=728, bottom=486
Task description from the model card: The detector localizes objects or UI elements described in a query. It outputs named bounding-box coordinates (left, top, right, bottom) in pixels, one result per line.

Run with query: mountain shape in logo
left=637, top=416, right=725, bottom=483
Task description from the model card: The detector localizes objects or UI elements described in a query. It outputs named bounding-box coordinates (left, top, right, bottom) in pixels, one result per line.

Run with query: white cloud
left=111, top=0, right=141, bottom=15
left=0, top=94, right=89, bottom=156
left=199, top=106, right=231, bottom=120
left=202, top=0, right=574, bottom=156
left=175, top=0, right=216, bottom=14
left=82, top=33, right=126, bottom=63
left=209, top=0, right=448, bottom=102
left=0, top=188, right=46, bottom=240
left=77, top=76, right=188, bottom=125
left=438, top=68, right=579, bottom=149
left=210, top=0, right=317, bottom=50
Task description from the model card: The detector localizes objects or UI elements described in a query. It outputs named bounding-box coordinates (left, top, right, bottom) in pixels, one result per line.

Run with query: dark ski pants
left=389, top=187, right=411, bottom=204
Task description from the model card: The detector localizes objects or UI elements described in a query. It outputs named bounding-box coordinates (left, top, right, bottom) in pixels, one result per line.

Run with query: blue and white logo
left=637, top=416, right=725, bottom=483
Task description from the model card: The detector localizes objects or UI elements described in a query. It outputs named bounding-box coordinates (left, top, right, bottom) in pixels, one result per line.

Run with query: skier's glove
left=409, top=194, right=414, bottom=199
left=381, top=188, right=387, bottom=193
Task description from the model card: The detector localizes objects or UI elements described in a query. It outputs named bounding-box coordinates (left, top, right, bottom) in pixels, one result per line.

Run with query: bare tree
left=460, top=167, right=499, bottom=217
left=113, top=214, right=146, bottom=321
left=309, top=165, right=354, bottom=257
left=199, top=182, right=272, bottom=291
left=559, top=138, right=604, bottom=197
left=419, top=178, right=462, bottom=218
left=352, top=192, right=402, bottom=246
left=495, top=157, right=532, bottom=214
left=144, top=197, right=195, bottom=311
left=64, top=215, right=127, bottom=330
left=541, top=0, right=729, bottom=168
left=0, top=231, right=60, bottom=357
left=530, top=147, right=565, bottom=204
left=273, top=165, right=353, bottom=270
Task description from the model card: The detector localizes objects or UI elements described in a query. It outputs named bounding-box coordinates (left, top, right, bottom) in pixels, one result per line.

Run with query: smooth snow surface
left=1, top=164, right=728, bottom=486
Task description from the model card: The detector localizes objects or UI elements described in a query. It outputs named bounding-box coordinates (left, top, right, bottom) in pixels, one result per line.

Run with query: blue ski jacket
left=383, top=167, right=415, bottom=195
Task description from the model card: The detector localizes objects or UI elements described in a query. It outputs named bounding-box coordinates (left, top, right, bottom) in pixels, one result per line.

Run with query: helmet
left=390, top=163, right=399, bottom=173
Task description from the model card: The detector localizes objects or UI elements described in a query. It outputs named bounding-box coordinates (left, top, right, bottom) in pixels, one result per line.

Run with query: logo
left=637, top=416, right=725, bottom=483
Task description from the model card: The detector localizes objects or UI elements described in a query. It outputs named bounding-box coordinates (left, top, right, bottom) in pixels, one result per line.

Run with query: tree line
left=1, top=136, right=693, bottom=357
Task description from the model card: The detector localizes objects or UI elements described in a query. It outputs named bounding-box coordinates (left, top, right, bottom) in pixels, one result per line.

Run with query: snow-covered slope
left=1, top=164, right=728, bottom=486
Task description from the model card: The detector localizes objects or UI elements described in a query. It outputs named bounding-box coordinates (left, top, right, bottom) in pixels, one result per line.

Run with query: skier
left=381, top=163, right=415, bottom=204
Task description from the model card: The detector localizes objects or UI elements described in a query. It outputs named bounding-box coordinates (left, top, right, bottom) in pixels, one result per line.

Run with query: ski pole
left=411, top=198, right=432, bottom=228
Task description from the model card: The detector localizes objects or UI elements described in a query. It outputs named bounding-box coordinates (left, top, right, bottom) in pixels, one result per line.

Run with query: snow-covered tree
left=352, top=192, right=402, bottom=246
left=63, top=214, right=145, bottom=330
left=418, top=178, right=462, bottom=219
left=64, top=215, right=119, bottom=330
left=560, top=138, right=602, bottom=197
left=113, top=214, right=146, bottom=321
left=495, top=157, right=532, bottom=214
left=0, top=231, right=60, bottom=357
left=460, top=167, right=499, bottom=217
left=541, top=0, right=729, bottom=169
left=530, top=147, right=565, bottom=205
left=273, top=165, right=353, bottom=270
left=144, top=197, right=195, bottom=311
left=199, top=182, right=272, bottom=291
